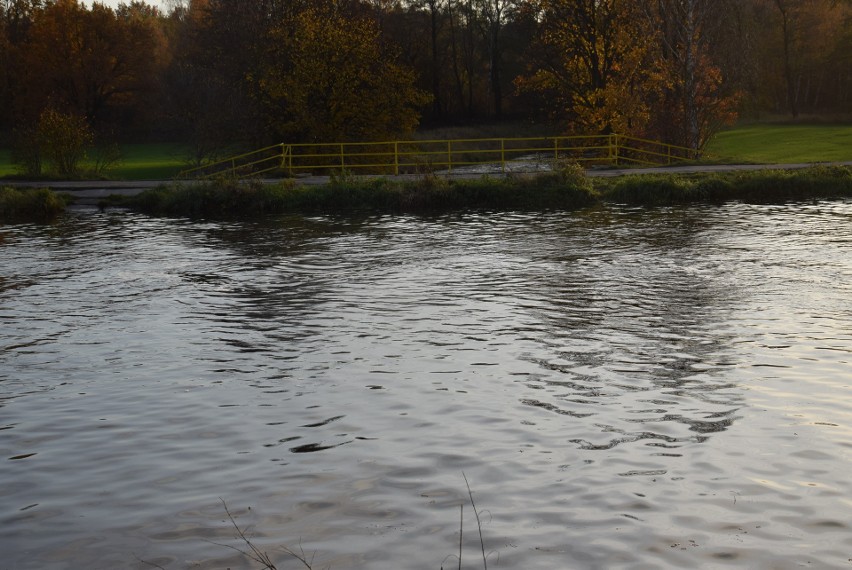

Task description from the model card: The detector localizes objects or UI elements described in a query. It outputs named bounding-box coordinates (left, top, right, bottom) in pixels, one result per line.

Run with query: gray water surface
left=1, top=203, right=851, bottom=569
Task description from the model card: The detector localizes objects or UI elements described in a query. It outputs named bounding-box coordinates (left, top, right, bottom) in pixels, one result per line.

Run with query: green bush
left=38, top=109, right=94, bottom=178
left=10, top=109, right=120, bottom=179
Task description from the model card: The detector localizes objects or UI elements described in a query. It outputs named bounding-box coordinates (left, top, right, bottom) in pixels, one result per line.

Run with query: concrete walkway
left=5, top=161, right=852, bottom=203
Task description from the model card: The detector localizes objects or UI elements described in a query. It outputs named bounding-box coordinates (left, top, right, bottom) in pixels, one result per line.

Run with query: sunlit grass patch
left=0, top=149, right=15, bottom=177
left=706, top=124, right=852, bottom=164
left=108, top=143, right=189, bottom=179
left=0, top=142, right=190, bottom=180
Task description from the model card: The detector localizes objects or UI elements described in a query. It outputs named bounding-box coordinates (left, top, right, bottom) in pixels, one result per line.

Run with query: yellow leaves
left=261, top=5, right=429, bottom=143
left=517, top=0, right=740, bottom=147
left=518, top=0, right=660, bottom=135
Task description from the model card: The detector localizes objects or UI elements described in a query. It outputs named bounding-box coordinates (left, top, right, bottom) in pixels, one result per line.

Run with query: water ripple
left=1, top=203, right=852, bottom=568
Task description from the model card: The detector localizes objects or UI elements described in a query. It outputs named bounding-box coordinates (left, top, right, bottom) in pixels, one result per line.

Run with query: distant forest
left=2, top=0, right=851, bottom=156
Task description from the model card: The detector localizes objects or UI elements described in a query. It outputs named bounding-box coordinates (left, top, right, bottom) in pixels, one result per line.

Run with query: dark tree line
left=1, top=0, right=851, bottom=158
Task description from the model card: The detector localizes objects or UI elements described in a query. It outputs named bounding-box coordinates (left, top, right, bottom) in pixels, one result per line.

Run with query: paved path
left=5, top=161, right=852, bottom=203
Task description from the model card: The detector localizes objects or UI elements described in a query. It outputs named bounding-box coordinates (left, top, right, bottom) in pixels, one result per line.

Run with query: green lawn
left=705, top=124, right=852, bottom=164
left=0, top=142, right=190, bottom=180
left=0, top=149, right=14, bottom=178
left=105, top=143, right=190, bottom=179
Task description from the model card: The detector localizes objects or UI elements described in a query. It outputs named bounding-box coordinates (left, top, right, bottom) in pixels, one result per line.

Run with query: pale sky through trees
left=90, top=0, right=167, bottom=10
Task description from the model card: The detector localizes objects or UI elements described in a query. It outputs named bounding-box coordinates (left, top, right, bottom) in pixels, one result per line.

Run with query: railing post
left=611, top=134, right=619, bottom=166
left=448, top=140, right=452, bottom=174
left=501, top=139, right=506, bottom=174
left=281, top=143, right=292, bottom=176
left=280, top=143, right=286, bottom=174
left=340, top=144, right=345, bottom=171
left=394, top=142, right=399, bottom=176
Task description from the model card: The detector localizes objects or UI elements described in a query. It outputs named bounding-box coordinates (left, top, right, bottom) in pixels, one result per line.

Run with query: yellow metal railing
left=178, top=134, right=698, bottom=179
left=178, top=144, right=288, bottom=179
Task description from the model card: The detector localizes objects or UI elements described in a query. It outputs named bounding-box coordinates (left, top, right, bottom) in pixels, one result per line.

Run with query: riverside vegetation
left=4, top=164, right=852, bottom=222
left=106, top=164, right=852, bottom=218
left=0, top=186, right=70, bottom=222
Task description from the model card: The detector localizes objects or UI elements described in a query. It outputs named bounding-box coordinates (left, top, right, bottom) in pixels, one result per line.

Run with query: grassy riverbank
left=595, top=165, right=852, bottom=205
left=0, top=186, right=69, bottom=222
left=5, top=164, right=852, bottom=222
left=112, top=164, right=852, bottom=218
left=115, top=165, right=598, bottom=217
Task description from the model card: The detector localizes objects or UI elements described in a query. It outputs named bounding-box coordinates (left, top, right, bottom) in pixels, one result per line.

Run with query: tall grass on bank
left=115, top=164, right=852, bottom=218
left=117, top=165, right=598, bottom=218
left=0, top=186, right=68, bottom=222
left=595, top=165, right=852, bottom=205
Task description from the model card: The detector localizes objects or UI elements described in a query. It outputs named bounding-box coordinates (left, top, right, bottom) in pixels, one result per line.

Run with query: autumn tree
left=754, top=0, right=851, bottom=117
left=516, top=0, right=662, bottom=135
left=34, top=108, right=93, bottom=177
left=643, top=0, right=741, bottom=150
left=475, top=0, right=514, bottom=118
left=0, top=7, right=10, bottom=135
left=160, top=0, right=240, bottom=158
left=261, top=3, right=430, bottom=142
left=14, top=0, right=164, bottom=130
left=825, top=7, right=852, bottom=113
left=11, top=107, right=95, bottom=177
left=0, top=0, right=44, bottom=135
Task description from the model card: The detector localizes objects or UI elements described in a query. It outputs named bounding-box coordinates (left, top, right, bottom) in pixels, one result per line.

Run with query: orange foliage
left=515, top=0, right=663, bottom=136
left=14, top=0, right=163, bottom=126
left=261, top=3, right=431, bottom=143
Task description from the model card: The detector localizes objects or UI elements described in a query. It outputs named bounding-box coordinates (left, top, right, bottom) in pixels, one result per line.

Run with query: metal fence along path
left=178, top=134, right=699, bottom=180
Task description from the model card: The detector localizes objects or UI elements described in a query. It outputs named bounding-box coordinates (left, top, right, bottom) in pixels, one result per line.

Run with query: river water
left=1, top=201, right=851, bottom=569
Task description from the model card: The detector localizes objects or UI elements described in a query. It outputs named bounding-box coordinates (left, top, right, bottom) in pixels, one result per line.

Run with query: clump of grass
left=116, top=177, right=300, bottom=218
left=136, top=499, right=316, bottom=570
left=210, top=500, right=316, bottom=570
left=442, top=473, right=497, bottom=570
left=596, top=174, right=717, bottom=205
left=730, top=165, right=852, bottom=201
left=139, top=478, right=496, bottom=570
left=117, top=167, right=597, bottom=218
left=0, top=186, right=68, bottom=222
left=595, top=165, right=852, bottom=205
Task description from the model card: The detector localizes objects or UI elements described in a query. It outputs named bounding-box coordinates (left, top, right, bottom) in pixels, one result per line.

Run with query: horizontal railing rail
left=178, top=134, right=699, bottom=180
left=177, top=144, right=287, bottom=179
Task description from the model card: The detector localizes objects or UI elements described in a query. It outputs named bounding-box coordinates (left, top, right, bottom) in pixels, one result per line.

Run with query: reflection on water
left=1, top=202, right=851, bottom=569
